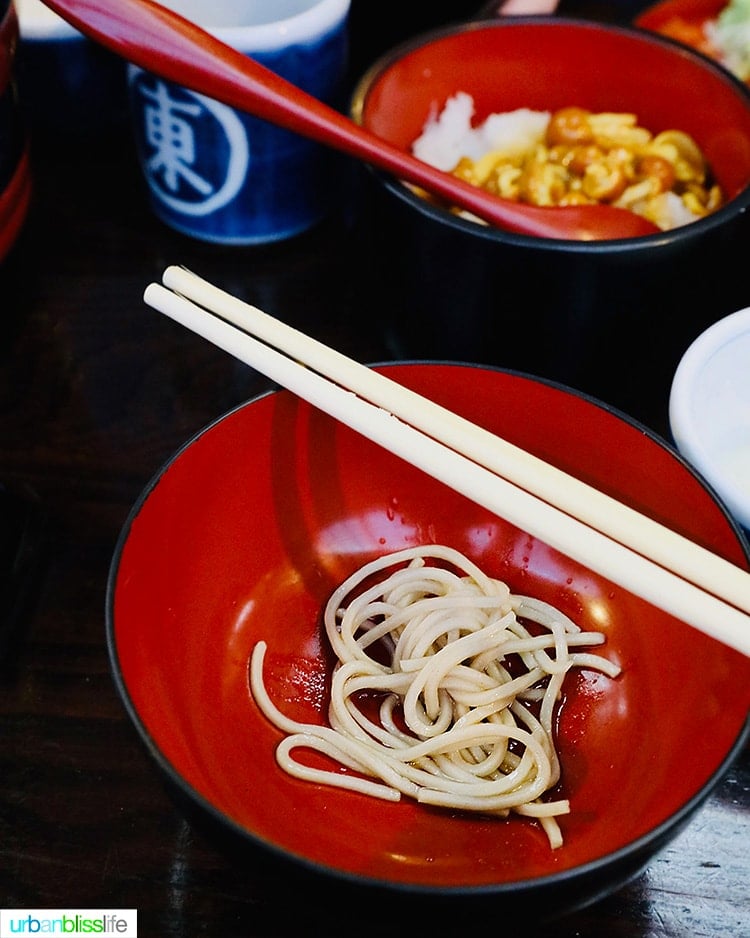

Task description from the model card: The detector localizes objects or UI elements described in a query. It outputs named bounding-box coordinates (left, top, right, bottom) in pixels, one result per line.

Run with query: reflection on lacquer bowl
left=107, top=363, right=750, bottom=921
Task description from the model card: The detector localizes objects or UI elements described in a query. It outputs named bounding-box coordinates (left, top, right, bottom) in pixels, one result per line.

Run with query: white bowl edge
left=669, top=306, right=750, bottom=531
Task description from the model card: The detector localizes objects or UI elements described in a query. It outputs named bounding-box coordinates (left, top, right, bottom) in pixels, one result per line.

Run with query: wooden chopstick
left=159, top=266, right=750, bottom=614
left=143, top=268, right=750, bottom=657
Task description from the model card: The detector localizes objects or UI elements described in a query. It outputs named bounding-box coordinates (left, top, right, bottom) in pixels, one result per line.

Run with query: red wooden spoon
left=41, top=0, right=659, bottom=241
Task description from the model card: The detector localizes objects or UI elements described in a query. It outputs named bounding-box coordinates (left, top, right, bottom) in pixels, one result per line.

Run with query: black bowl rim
left=105, top=361, right=750, bottom=897
left=349, top=16, right=750, bottom=253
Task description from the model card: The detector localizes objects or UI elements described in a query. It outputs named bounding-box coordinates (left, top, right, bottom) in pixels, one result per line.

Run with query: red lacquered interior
left=356, top=20, right=750, bottom=199
left=637, top=0, right=729, bottom=33
left=111, top=364, right=750, bottom=889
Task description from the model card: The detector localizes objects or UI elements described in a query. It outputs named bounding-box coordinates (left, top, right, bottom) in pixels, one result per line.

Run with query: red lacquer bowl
left=347, top=20, right=750, bottom=423
left=107, top=364, right=750, bottom=918
left=353, top=18, right=750, bottom=212
left=636, top=0, right=750, bottom=84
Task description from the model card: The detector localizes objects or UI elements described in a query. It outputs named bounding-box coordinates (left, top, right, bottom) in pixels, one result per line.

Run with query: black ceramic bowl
left=351, top=17, right=750, bottom=424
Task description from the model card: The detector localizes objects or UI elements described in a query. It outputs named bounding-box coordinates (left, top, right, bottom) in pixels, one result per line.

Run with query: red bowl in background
left=107, top=363, right=750, bottom=921
left=636, top=0, right=749, bottom=84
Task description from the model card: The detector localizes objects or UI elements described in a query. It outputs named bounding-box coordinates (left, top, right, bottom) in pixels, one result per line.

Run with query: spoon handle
left=41, top=0, right=657, bottom=240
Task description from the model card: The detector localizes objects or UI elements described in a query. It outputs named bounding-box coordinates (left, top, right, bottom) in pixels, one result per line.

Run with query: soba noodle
left=249, top=545, right=621, bottom=848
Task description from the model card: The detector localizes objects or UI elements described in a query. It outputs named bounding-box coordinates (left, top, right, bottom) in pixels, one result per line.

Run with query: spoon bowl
left=39, top=0, right=658, bottom=240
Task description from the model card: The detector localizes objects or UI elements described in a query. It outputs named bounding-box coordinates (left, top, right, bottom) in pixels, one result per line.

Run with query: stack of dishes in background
left=0, top=0, right=31, bottom=265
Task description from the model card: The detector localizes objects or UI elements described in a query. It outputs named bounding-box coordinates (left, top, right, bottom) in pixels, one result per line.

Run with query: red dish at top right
left=636, top=0, right=750, bottom=84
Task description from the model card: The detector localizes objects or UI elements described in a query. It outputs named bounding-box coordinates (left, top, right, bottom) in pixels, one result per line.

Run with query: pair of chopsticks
left=145, top=266, right=750, bottom=658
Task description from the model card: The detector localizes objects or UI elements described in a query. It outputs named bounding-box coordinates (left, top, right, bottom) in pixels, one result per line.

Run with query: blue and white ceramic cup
left=127, top=0, right=351, bottom=245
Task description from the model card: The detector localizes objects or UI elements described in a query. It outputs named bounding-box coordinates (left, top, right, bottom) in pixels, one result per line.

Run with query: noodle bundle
left=250, top=545, right=621, bottom=848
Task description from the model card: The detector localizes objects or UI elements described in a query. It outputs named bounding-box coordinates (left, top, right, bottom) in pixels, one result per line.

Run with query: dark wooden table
left=1, top=4, right=748, bottom=935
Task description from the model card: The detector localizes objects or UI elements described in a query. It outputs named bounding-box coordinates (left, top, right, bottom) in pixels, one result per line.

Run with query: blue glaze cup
left=127, top=0, right=351, bottom=245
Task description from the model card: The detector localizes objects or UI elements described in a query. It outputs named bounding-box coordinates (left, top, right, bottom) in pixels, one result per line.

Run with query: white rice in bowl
left=412, top=92, right=550, bottom=171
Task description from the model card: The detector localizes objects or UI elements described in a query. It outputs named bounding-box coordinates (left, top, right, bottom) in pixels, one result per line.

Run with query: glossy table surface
left=1, top=3, right=748, bottom=935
